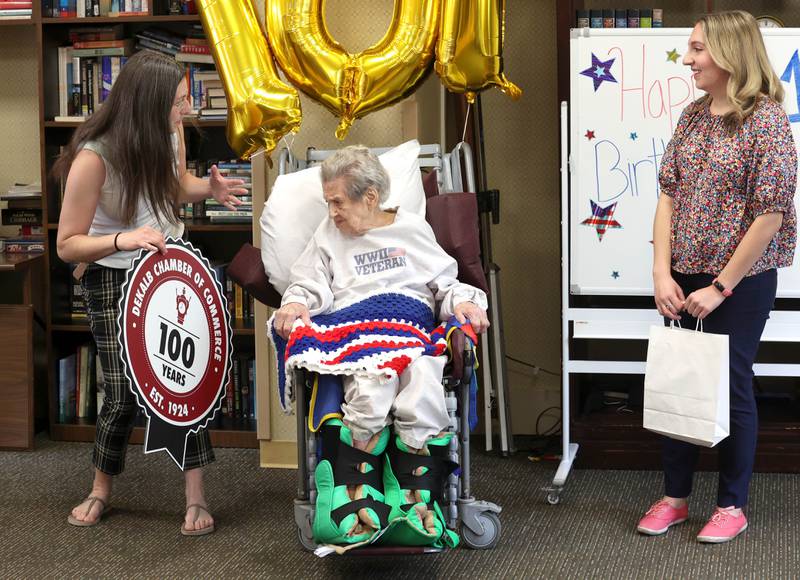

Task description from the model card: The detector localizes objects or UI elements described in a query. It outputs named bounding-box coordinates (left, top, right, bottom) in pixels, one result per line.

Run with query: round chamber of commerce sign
left=118, top=237, right=232, bottom=469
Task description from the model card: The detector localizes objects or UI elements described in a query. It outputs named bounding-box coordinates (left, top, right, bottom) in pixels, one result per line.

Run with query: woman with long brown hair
left=638, top=11, right=797, bottom=543
left=55, top=50, right=245, bottom=535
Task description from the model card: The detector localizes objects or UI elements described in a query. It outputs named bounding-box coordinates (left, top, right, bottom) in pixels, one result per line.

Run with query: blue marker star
left=630, top=132, right=638, bottom=140
left=611, top=271, right=620, bottom=279
left=580, top=53, right=617, bottom=91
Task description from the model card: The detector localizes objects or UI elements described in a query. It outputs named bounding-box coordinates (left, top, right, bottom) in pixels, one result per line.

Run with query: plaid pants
left=82, top=263, right=215, bottom=474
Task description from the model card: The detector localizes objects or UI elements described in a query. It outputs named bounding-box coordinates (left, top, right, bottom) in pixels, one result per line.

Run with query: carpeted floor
left=1, top=435, right=798, bottom=579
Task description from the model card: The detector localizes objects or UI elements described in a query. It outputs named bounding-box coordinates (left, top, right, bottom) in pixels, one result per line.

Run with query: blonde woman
left=637, top=11, right=797, bottom=543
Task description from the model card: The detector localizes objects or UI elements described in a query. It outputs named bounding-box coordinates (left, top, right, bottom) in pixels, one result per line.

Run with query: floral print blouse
left=659, top=96, right=797, bottom=276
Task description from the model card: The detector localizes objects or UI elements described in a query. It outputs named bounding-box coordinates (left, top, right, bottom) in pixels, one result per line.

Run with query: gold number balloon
left=198, top=0, right=302, bottom=158
left=436, top=0, right=521, bottom=103
left=266, top=0, right=439, bottom=139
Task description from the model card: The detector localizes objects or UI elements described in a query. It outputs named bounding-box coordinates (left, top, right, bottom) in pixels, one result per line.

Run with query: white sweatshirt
left=282, top=208, right=487, bottom=319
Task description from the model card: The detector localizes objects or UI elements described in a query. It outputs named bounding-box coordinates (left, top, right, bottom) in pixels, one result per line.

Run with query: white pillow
left=260, top=140, right=426, bottom=294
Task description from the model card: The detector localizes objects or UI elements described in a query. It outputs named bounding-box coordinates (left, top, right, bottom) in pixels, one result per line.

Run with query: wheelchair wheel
left=461, top=511, right=501, bottom=550
left=297, top=526, right=318, bottom=552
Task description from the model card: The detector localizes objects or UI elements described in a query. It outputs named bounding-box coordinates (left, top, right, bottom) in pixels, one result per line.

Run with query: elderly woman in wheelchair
left=270, top=145, right=489, bottom=549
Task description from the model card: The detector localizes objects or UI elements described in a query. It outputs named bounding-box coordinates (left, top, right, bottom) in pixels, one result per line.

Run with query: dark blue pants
left=662, top=269, right=776, bottom=508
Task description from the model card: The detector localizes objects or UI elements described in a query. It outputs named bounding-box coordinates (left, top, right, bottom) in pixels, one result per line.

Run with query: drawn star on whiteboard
left=666, top=48, right=681, bottom=63
left=585, top=130, right=596, bottom=140
left=581, top=200, right=622, bottom=241
left=611, top=271, right=620, bottom=279
left=630, top=132, right=638, bottom=140
left=580, top=53, right=617, bottom=91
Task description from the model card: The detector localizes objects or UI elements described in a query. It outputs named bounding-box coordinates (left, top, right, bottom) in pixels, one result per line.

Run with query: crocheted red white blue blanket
left=268, top=292, right=448, bottom=412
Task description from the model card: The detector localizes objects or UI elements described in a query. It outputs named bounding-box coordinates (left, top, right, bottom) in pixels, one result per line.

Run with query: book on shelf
left=1, top=208, right=42, bottom=226
left=3, top=236, right=45, bottom=253
left=58, top=343, right=99, bottom=423
left=58, top=352, right=77, bottom=423
left=175, top=51, right=214, bottom=65
left=70, top=264, right=87, bottom=319
left=0, top=1, right=32, bottom=17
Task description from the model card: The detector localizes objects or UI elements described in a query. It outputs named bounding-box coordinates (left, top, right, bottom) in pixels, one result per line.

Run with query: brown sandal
left=181, top=503, right=215, bottom=536
left=67, top=496, right=111, bottom=527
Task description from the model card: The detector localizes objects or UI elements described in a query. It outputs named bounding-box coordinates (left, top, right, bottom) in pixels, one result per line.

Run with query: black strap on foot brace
left=320, top=423, right=390, bottom=527
left=389, top=438, right=458, bottom=512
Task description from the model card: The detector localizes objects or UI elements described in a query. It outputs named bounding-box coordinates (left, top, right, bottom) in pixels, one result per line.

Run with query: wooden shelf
left=51, top=321, right=91, bottom=332
left=183, top=218, right=252, bottom=232
left=231, top=319, right=255, bottom=336
left=45, top=118, right=227, bottom=128
left=50, top=420, right=258, bottom=449
left=52, top=318, right=254, bottom=336
left=0, top=18, right=35, bottom=26
left=572, top=403, right=800, bottom=472
left=42, top=14, right=201, bottom=25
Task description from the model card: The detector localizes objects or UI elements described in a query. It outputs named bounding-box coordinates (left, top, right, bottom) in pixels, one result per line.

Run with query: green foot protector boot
left=380, top=432, right=460, bottom=548
left=312, top=419, right=391, bottom=545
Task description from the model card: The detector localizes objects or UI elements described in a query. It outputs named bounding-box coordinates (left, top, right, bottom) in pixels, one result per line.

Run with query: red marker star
left=585, top=130, right=596, bottom=140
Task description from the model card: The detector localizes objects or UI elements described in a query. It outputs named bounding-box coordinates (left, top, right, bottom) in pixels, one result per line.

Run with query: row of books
left=576, top=8, right=664, bottom=28
left=0, top=0, right=32, bottom=19
left=130, top=26, right=227, bottom=118
left=57, top=343, right=101, bottom=423
left=44, top=0, right=149, bottom=18
left=53, top=27, right=225, bottom=121
left=181, top=161, right=252, bottom=222
left=210, top=262, right=258, bottom=323
left=221, top=354, right=256, bottom=421
left=57, top=345, right=255, bottom=424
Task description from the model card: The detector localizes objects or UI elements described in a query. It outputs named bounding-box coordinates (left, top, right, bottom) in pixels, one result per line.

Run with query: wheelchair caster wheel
left=461, top=511, right=501, bottom=550
left=547, top=492, right=561, bottom=505
left=297, top=526, right=317, bottom=552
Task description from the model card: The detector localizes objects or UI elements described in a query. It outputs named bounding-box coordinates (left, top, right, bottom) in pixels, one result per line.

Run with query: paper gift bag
left=643, top=322, right=730, bottom=447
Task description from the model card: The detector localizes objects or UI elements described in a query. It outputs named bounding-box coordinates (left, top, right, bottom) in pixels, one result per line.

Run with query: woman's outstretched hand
left=208, top=165, right=248, bottom=210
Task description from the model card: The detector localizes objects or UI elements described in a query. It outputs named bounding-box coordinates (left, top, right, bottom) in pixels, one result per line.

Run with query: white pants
left=342, top=356, right=449, bottom=449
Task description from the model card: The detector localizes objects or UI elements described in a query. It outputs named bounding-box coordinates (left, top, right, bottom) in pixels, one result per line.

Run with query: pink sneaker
left=636, top=499, right=689, bottom=535
left=696, top=508, right=748, bottom=543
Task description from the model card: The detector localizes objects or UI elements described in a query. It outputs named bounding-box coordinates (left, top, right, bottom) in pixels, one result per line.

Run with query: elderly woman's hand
left=453, top=301, right=490, bottom=334
left=274, top=302, right=312, bottom=339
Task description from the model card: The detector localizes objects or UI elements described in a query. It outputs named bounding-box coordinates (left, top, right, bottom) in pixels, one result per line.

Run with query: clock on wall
left=756, top=15, right=784, bottom=28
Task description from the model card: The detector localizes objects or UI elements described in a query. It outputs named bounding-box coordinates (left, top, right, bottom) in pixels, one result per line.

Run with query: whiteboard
left=569, top=28, right=800, bottom=297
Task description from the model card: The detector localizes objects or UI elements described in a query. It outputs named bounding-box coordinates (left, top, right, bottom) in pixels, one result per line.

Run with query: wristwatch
left=712, top=278, right=733, bottom=297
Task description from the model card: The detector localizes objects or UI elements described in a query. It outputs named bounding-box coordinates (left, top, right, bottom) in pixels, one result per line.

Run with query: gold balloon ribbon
left=436, top=0, right=521, bottom=103
left=266, top=0, right=439, bottom=139
left=198, top=0, right=302, bottom=158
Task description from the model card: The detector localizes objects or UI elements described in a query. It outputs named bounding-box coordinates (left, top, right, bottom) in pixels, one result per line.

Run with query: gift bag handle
left=669, top=318, right=703, bottom=332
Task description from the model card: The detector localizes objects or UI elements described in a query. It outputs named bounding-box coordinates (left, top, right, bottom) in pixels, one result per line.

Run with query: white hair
left=319, top=145, right=390, bottom=203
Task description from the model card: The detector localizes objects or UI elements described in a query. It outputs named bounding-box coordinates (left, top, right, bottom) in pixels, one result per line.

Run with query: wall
left=480, top=1, right=562, bottom=436
left=0, top=26, right=39, bottom=237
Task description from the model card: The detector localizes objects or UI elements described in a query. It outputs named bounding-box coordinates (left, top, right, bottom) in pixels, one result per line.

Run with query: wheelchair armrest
left=227, top=243, right=283, bottom=309
left=446, top=328, right=472, bottom=383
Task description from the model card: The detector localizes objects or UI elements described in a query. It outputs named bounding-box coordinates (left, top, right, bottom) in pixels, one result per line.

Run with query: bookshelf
left=557, top=0, right=800, bottom=472
left=34, top=2, right=260, bottom=448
